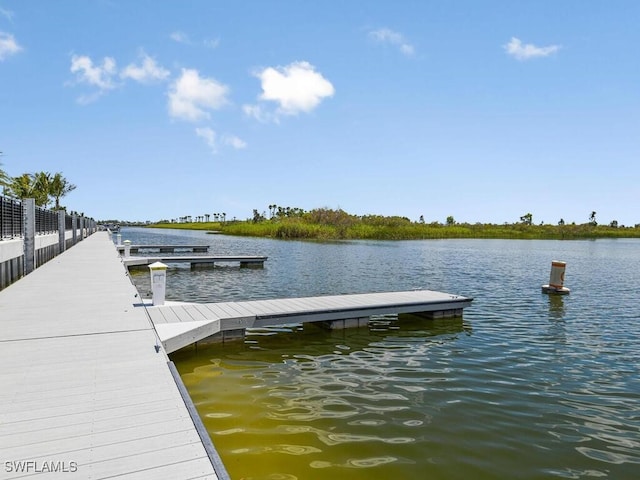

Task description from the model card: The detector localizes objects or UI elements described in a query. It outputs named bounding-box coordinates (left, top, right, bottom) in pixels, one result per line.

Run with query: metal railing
left=1, top=195, right=95, bottom=239
left=1, top=196, right=23, bottom=239
left=35, top=205, right=59, bottom=234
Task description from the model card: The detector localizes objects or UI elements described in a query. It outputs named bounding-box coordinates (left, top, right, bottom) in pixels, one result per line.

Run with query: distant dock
left=123, top=255, right=268, bottom=268
left=115, top=244, right=211, bottom=253
left=113, top=242, right=268, bottom=268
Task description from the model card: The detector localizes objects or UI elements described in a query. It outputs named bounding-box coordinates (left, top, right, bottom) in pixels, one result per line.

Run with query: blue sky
left=1, top=1, right=638, bottom=226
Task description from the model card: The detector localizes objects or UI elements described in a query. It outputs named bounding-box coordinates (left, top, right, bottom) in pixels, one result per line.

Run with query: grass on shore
left=148, top=211, right=640, bottom=241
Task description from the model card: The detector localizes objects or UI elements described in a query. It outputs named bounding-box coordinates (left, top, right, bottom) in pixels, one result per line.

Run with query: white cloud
left=196, top=127, right=217, bottom=153
left=0, top=32, right=22, bottom=60
left=222, top=134, right=247, bottom=149
left=195, top=128, right=246, bottom=154
left=251, top=61, right=334, bottom=118
left=69, top=54, right=118, bottom=91
left=242, top=104, right=275, bottom=123
left=203, top=37, right=220, bottom=49
left=76, top=92, right=104, bottom=105
left=171, top=30, right=220, bottom=49
left=504, top=37, right=560, bottom=61
left=369, top=28, right=415, bottom=57
left=0, top=7, right=14, bottom=21
left=121, top=53, right=170, bottom=83
left=170, top=31, right=191, bottom=44
left=168, top=68, right=229, bottom=122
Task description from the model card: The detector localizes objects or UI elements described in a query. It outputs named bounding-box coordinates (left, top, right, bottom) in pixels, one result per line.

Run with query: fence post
left=58, top=210, right=66, bottom=253
left=72, top=214, right=77, bottom=245
left=23, top=198, right=36, bottom=275
left=78, top=216, right=84, bottom=241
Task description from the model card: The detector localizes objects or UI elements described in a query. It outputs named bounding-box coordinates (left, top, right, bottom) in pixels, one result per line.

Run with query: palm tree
left=4, top=173, right=45, bottom=206
left=5, top=174, right=34, bottom=200
left=520, top=213, right=533, bottom=225
left=49, top=172, right=76, bottom=210
left=31, top=171, right=52, bottom=207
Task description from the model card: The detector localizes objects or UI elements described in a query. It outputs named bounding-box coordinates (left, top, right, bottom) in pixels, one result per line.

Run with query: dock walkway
left=0, top=232, right=224, bottom=479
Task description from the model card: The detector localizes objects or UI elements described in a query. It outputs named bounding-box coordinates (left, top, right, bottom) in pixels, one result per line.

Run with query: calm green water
left=122, top=228, right=640, bottom=479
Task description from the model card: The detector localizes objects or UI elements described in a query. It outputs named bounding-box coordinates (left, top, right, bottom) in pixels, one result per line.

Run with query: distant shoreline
left=146, top=220, right=640, bottom=241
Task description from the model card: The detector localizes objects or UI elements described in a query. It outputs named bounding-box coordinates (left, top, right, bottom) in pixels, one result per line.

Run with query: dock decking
left=147, top=290, right=473, bottom=354
left=0, top=232, right=224, bottom=479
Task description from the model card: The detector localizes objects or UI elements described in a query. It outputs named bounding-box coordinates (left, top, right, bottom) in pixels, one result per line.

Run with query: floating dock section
left=124, top=255, right=268, bottom=268
left=115, top=244, right=211, bottom=253
left=146, top=290, right=473, bottom=354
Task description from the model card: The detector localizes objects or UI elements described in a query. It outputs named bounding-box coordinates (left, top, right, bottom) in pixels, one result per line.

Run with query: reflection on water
left=547, top=293, right=566, bottom=319
left=174, top=317, right=471, bottom=480
left=121, top=229, right=640, bottom=479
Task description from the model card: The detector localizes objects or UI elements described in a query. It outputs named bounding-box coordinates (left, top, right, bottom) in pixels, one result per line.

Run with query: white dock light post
left=542, top=260, right=570, bottom=294
left=123, top=240, right=131, bottom=258
left=116, top=233, right=122, bottom=246
left=149, top=261, right=168, bottom=306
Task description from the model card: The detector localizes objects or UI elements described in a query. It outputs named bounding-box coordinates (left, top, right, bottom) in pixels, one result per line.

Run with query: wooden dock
left=124, top=255, right=268, bottom=268
left=0, top=232, right=226, bottom=479
left=147, top=290, right=473, bottom=354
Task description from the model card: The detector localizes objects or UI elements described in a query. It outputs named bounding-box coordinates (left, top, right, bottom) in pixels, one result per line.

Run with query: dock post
left=58, top=210, right=66, bottom=253
left=116, top=233, right=122, bottom=246
left=149, top=261, right=168, bottom=306
left=23, top=198, right=36, bottom=275
left=123, top=240, right=131, bottom=258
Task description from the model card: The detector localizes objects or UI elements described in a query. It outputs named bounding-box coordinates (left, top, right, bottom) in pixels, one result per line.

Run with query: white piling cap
left=148, top=261, right=168, bottom=271
left=123, top=240, right=131, bottom=245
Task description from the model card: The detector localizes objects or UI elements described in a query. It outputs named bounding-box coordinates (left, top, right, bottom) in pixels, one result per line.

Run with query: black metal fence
left=35, top=206, right=59, bottom=234
left=0, top=196, right=23, bottom=239
left=1, top=195, right=87, bottom=239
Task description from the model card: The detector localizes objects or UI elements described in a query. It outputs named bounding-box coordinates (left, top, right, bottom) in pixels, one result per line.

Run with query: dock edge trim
left=168, top=360, right=231, bottom=480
